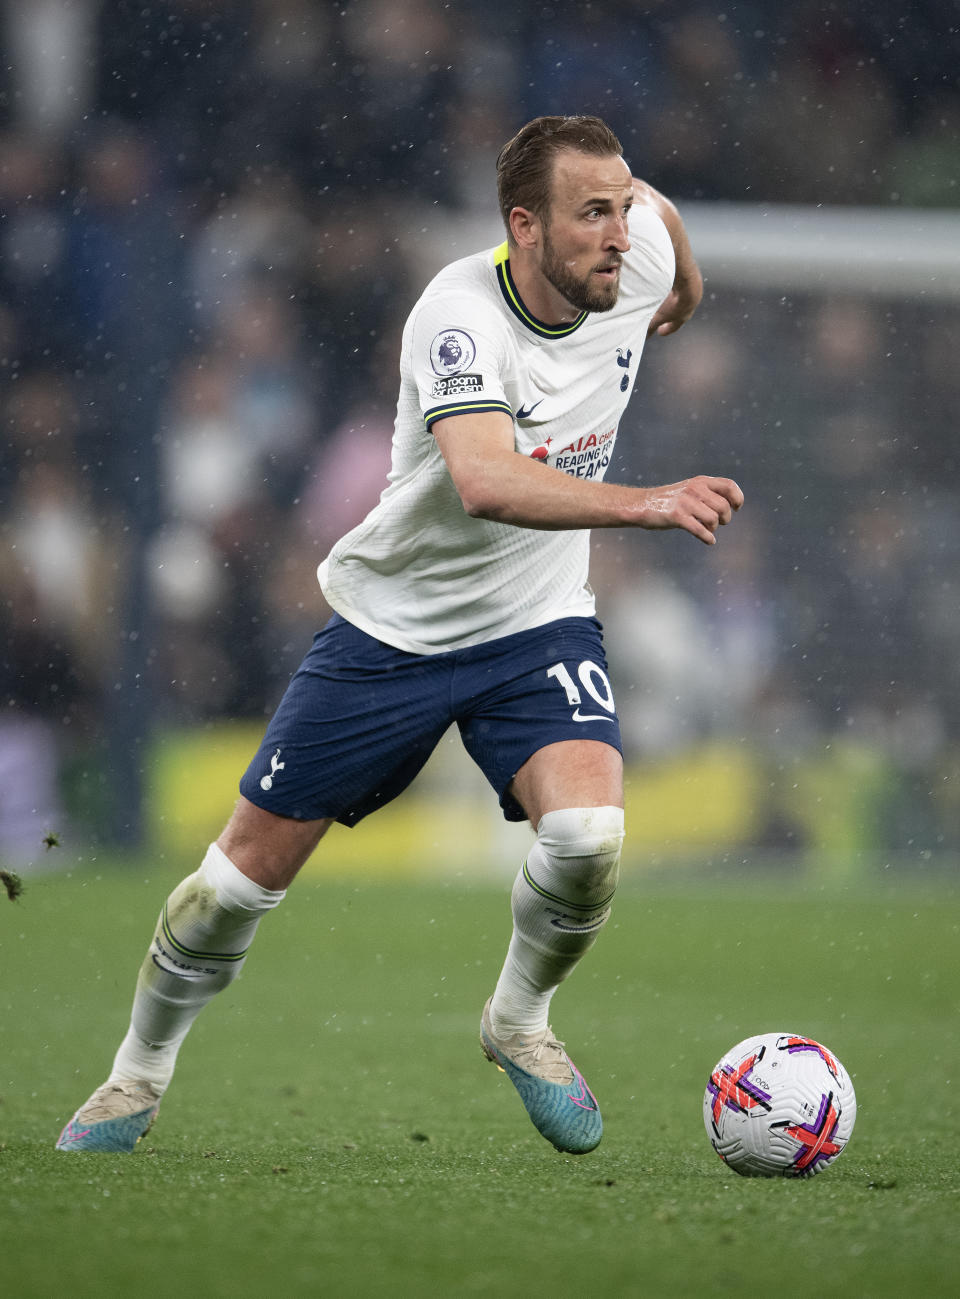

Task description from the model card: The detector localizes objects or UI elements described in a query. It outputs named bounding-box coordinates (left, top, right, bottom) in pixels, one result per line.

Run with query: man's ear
left=509, top=206, right=542, bottom=251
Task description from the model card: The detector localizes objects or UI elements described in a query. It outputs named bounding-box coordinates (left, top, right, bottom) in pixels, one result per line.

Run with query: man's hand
left=647, top=283, right=701, bottom=337
left=636, top=476, right=744, bottom=545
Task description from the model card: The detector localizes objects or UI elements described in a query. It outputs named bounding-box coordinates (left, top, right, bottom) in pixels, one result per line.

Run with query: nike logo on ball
left=515, top=399, right=544, bottom=420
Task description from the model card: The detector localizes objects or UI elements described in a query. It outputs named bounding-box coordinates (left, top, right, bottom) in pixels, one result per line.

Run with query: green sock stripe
left=521, top=860, right=617, bottom=914
left=161, top=904, right=249, bottom=963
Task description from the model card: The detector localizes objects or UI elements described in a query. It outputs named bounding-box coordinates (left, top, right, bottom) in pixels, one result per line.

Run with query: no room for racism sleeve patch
left=431, top=372, right=483, bottom=398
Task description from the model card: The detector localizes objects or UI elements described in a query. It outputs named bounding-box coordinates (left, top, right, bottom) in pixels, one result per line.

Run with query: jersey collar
left=494, top=242, right=588, bottom=339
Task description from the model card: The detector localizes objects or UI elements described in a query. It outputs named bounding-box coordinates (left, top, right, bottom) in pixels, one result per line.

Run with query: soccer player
left=57, top=116, right=742, bottom=1156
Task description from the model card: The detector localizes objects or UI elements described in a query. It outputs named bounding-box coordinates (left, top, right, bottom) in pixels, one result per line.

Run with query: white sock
left=490, top=806, right=624, bottom=1038
left=108, top=843, right=285, bottom=1092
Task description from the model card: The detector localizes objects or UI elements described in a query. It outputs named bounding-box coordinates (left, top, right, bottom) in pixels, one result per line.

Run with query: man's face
left=538, top=150, right=634, bottom=313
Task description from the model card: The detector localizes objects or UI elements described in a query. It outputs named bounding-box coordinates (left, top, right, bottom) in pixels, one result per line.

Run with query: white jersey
left=317, top=205, right=675, bottom=653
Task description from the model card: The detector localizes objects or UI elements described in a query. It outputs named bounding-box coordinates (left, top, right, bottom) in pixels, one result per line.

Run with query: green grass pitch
left=2, top=859, right=958, bottom=1297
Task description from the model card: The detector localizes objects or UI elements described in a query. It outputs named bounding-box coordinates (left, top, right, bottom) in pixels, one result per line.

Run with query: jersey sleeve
left=408, top=287, right=514, bottom=431
left=623, top=205, right=676, bottom=313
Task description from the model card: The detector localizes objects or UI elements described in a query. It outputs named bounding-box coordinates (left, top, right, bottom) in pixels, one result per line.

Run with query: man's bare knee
left=218, top=797, right=332, bottom=890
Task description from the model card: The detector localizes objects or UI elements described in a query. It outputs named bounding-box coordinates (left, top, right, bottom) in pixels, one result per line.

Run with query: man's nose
left=607, top=215, right=631, bottom=252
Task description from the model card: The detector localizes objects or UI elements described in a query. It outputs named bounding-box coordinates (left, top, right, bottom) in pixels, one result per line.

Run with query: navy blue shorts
left=239, top=613, right=622, bottom=826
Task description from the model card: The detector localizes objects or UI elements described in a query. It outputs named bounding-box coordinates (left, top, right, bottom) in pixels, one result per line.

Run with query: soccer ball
left=703, top=1032, right=856, bottom=1177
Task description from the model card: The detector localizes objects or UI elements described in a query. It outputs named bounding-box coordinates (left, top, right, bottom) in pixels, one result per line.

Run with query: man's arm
left=433, top=413, right=742, bottom=546
left=632, top=180, right=703, bottom=337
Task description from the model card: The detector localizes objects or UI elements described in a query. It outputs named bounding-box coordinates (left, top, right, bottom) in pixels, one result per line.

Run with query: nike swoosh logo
left=58, top=1125, right=93, bottom=1146
left=572, top=710, right=616, bottom=723
left=567, top=1065, right=599, bottom=1112
left=515, top=399, right=544, bottom=420
left=551, top=915, right=609, bottom=933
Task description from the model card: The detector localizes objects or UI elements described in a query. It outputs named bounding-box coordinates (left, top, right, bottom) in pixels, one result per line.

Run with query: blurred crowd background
left=1, top=0, right=958, bottom=866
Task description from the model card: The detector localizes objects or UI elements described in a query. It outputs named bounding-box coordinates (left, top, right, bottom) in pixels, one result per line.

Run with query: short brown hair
left=496, top=115, right=623, bottom=234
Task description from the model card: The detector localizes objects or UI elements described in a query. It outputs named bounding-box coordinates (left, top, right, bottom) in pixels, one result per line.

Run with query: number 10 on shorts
left=546, top=660, right=617, bottom=723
